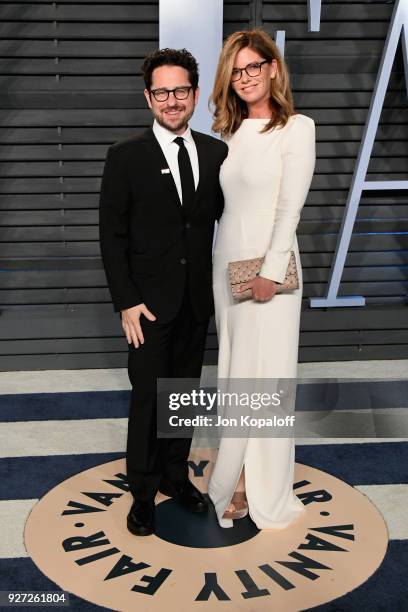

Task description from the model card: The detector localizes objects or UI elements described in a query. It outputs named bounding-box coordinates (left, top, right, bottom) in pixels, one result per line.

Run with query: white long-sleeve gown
left=208, top=114, right=316, bottom=529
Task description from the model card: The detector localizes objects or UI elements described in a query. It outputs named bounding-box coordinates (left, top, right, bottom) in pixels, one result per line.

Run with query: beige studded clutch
left=228, top=251, right=299, bottom=301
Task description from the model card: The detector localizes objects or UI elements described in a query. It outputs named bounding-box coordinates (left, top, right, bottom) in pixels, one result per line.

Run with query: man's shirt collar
left=153, top=119, right=194, bottom=147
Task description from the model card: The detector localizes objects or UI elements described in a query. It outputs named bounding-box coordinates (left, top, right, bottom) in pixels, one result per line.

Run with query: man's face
left=144, top=65, right=199, bottom=134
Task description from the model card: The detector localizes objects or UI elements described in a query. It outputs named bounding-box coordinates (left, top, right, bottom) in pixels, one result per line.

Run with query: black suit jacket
left=99, top=127, right=228, bottom=323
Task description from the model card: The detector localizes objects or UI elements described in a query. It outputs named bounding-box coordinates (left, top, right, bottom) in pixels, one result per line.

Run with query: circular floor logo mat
left=25, top=449, right=388, bottom=611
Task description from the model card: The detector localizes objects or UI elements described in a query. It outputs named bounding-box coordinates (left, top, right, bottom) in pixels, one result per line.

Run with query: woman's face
left=230, top=46, right=277, bottom=109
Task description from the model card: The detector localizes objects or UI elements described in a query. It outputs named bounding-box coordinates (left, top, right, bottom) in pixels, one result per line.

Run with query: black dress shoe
left=127, top=500, right=155, bottom=536
left=159, top=478, right=208, bottom=513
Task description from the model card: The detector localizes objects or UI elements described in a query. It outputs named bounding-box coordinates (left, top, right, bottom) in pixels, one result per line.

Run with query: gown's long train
left=207, top=114, right=316, bottom=529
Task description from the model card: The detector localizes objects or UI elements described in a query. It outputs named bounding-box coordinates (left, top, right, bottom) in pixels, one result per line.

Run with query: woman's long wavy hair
left=211, top=29, right=295, bottom=137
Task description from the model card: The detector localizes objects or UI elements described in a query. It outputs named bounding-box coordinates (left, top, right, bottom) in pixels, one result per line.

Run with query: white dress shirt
left=152, top=119, right=199, bottom=204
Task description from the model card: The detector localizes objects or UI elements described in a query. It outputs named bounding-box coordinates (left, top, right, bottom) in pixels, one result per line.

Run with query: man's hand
left=237, top=276, right=278, bottom=302
left=121, top=304, right=156, bottom=348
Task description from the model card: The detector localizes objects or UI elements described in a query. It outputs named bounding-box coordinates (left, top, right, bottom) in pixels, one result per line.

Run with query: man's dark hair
left=141, top=48, right=199, bottom=91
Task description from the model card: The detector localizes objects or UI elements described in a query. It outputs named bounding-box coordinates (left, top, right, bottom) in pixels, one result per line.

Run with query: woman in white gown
left=207, top=29, right=316, bottom=529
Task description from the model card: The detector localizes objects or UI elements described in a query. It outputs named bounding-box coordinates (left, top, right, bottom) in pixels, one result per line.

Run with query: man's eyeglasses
left=150, top=86, right=193, bottom=102
left=231, top=60, right=269, bottom=83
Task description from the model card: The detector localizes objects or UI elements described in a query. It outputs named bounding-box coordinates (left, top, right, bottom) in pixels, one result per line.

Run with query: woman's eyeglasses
left=150, top=86, right=192, bottom=102
left=231, top=60, right=269, bottom=83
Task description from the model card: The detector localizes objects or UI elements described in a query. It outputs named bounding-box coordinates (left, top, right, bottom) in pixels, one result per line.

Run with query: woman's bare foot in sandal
left=222, top=491, right=248, bottom=519
left=222, top=470, right=247, bottom=520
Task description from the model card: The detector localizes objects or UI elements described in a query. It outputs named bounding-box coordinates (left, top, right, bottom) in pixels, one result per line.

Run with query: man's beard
left=153, top=105, right=194, bottom=133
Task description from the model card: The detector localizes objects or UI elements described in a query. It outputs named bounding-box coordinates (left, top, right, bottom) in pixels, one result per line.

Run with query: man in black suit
left=99, top=48, right=228, bottom=536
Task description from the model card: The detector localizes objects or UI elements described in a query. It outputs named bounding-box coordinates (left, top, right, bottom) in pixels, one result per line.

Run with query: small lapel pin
left=161, top=168, right=170, bottom=174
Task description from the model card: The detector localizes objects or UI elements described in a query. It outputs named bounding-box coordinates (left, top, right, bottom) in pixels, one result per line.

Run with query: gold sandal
left=222, top=491, right=248, bottom=520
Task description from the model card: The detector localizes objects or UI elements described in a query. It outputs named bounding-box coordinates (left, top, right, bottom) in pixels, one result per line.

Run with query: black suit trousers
left=126, top=277, right=209, bottom=503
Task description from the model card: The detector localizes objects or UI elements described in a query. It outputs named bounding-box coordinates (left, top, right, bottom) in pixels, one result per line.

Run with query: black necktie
left=174, top=136, right=195, bottom=209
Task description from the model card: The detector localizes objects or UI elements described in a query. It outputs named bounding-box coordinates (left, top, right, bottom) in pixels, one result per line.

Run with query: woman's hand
left=237, top=275, right=278, bottom=301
